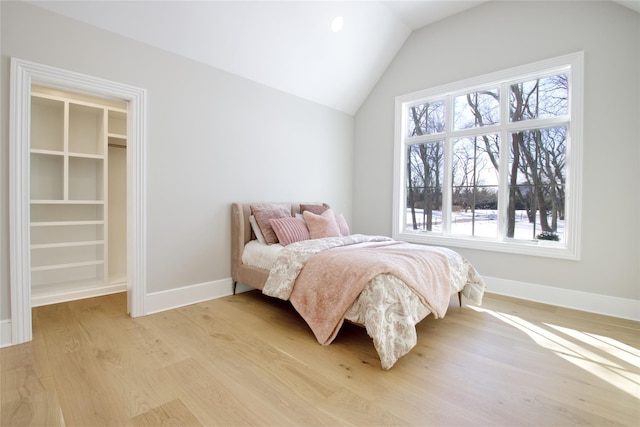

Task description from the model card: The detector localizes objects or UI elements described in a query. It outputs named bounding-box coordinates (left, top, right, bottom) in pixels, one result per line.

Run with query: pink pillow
left=303, top=208, right=341, bottom=239
left=335, top=213, right=350, bottom=236
left=250, top=203, right=291, bottom=244
left=270, top=217, right=310, bottom=245
left=300, top=203, right=329, bottom=215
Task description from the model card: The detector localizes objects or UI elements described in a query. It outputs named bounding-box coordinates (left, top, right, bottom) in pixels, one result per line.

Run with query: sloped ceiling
left=27, top=0, right=639, bottom=115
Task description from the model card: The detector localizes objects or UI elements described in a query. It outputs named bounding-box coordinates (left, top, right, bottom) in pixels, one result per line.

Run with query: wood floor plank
left=2, top=290, right=638, bottom=426
left=135, top=306, right=342, bottom=424
left=128, top=398, right=203, bottom=427
left=1, top=375, right=64, bottom=427
left=158, top=357, right=271, bottom=426
left=169, top=305, right=349, bottom=426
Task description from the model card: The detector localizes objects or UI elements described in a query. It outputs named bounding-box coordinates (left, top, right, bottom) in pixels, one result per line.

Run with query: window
left=393, top=53, right=583, bottom=259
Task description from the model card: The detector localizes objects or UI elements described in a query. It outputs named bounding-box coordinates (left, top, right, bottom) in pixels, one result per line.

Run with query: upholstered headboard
left=231, top=202, right=327, bottom=292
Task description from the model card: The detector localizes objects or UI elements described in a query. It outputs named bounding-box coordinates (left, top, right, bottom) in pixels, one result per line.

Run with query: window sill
left=393, top=230, right=579, bottom=261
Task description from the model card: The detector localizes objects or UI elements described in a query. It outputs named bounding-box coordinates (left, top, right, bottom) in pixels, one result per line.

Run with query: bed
left=231, top=202, right=486, bottom=369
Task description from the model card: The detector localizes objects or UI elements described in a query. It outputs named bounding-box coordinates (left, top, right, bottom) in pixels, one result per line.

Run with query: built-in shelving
left=29, top=86, right=127, bottom=305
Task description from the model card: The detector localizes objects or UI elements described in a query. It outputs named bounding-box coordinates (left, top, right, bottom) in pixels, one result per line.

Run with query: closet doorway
left=9, top=58, right=147, bottom=345
left=30, top=85, right=128, bottom=306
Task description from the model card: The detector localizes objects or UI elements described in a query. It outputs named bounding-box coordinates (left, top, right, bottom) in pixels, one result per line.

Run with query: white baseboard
left=143, top=275, right=640, bottom=321
left=484, top=276, right=640, bottom=321
left=3, top=275, right=635, bottom=348
left=1, top=319, right=12, bottom=348
left=2, top=279, right=236, bottom=347
left=144, top=278, right=233, bottom=315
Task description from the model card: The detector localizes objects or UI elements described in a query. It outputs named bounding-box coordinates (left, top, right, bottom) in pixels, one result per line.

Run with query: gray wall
left=0, top=1, right=354, bottom=320
left=354, top=1, right=640, bottom=304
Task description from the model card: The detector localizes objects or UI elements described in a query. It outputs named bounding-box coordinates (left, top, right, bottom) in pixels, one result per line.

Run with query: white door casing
left=9, top=57, right=147, bottom=344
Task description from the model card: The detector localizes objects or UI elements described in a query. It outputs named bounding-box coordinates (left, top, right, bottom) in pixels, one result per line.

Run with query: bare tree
left=404, top=74, right=567, bottom=239
left=407, top=105, right=426, bottom=229
left=406, top=102, right=444, bottom=231
left=509, top=76, right=568, bottom=237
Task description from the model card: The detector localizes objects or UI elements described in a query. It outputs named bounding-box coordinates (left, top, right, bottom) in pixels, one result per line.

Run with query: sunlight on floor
left=467, top=305, right=640, bottom=398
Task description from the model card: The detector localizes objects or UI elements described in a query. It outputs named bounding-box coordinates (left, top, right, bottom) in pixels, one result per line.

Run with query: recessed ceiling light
left=331, top=16, right=344, bottom=32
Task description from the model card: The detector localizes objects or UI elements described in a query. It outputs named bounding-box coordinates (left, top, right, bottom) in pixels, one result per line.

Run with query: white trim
left=1, top=320, right=12, bottom=349
left=4, top=275, right=636, bottom=348
left=484, top=276, right=640, bottom=322
left=126, top=73, right=148, bottom=319
left=32, top=283, right=127, bottom=308
left=9, top=57, right=147, bottom=346
left=138, top=275, right=640, bottom=322
left=144, top=279, right=233, bottom=315
left=9, top=58, right=32, bottom=344
left=393, top=52, right=584, bottom=260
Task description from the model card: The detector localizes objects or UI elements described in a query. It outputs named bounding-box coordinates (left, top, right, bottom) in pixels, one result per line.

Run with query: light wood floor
left=1, top=290, right=638, bottom=426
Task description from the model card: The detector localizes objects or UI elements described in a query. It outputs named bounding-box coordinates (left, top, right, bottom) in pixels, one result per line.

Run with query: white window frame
left=392, top=52, right=583, bottom=260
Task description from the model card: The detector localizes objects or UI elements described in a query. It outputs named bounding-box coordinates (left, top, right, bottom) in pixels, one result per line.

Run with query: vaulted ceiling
left=28, top=1, right=640, bottom=115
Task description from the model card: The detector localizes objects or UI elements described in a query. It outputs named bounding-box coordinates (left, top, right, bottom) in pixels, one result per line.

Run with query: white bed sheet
left=242, top=240, right=283, bottom=271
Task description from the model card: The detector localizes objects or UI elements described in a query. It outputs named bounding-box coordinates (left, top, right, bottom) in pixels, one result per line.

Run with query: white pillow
left=249, top=215, right=266, bottom=244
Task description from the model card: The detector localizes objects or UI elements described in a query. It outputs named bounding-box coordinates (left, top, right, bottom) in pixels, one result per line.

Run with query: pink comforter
left=262, top=234, right=486, bottom=369
left=290, top=240, right=452, bottom=346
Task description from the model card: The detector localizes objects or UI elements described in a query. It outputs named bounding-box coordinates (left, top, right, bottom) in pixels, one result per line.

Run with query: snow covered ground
left=405, top=209, right=564, bottom=242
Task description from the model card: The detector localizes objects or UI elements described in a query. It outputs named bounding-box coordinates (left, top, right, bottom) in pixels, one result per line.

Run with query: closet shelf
left=29, top=86, right=126, bottom=307
left=31, top=220, right=104, bottom=227
left=31, top=260, right=104, bottom=272
left=69, top=152, right=104, bottom=159
left=30, top=148, right=105, bottom=159
left=31, top=240, right=105, bottom=250
left=30, top=148, right=64, bottom=156
left=31, top=90, right=127, bottom=114
left=31, top=200, right=105, bottom=205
